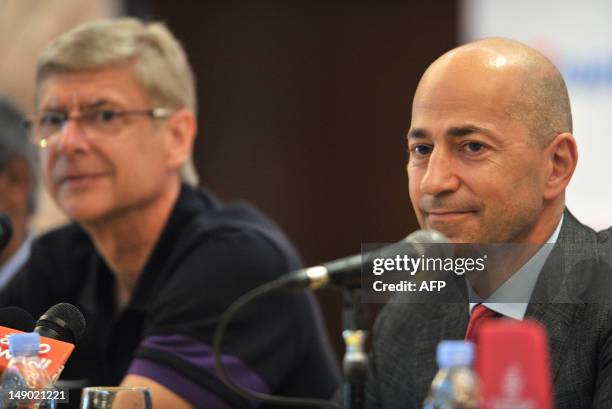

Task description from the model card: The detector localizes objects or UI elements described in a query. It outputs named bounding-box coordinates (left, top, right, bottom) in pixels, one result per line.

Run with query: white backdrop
left=461, top=0, right=612, bottom=229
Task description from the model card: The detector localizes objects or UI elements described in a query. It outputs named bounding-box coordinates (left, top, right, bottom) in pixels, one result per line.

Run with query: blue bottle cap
left=8, top=332, right=40, bottom=356
left=436, top=340, right=474, bottom=368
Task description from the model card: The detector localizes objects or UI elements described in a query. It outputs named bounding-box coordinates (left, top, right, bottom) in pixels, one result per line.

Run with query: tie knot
left=465, top=304, right=501, bottom=343
left=472, top=304, right=500, bottom=321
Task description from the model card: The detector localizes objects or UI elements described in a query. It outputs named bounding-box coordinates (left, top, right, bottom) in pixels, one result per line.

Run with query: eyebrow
left=80, top=99, right=122, bottom=110
left=407, top=124, right=502, bottom=144
left=407, top=128, right=428, bottom=139
left=41, top=99, right=119, bottom=112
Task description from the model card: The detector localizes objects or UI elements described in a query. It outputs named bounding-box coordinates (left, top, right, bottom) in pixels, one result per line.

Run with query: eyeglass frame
left=23, top=107, right=174, bottom=148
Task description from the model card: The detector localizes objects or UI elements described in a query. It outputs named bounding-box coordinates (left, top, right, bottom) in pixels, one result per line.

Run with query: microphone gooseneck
left=285, top=229, right=451, bottom=289
left=213, top=229, right=448, bottom=408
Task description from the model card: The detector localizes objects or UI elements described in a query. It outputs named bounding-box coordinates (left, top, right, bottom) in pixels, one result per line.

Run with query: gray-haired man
left=1, top=18, right=340, bottom=409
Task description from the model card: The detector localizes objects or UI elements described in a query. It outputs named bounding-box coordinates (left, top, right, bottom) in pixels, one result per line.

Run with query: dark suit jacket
left=365, top=210, right=612, bottom=409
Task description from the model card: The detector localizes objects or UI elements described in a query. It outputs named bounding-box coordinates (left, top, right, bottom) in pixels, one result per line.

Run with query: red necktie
left=465, top=304, right=501, bottom=343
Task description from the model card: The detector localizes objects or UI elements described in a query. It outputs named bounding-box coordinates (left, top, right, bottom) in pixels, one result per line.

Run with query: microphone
left=0, top=304, right=85, bottom=380
left=476, top=319, right=553, bottom=409
left=34, top=303, right=86, bottom=382
left=0, top=306, right=71, bottom=375
left=282, top=229, right=450, bottom=289
left=0, top=214, right=12, bottom=253
left=35, top=303, right=86, bottom=345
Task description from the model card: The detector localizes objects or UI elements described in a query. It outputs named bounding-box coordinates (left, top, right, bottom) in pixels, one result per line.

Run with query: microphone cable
left=212, top=274, right=343, bottom=409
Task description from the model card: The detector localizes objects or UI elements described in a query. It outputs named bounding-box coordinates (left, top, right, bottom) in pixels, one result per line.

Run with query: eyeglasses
left=24, top=107, right=173, bottom=148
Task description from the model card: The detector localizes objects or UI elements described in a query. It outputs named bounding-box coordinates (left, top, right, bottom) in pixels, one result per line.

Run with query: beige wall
left=0, top=0, right=120, bottom=231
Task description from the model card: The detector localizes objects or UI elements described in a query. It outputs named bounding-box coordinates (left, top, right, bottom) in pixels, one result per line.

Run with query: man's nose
left=53, top=117, right=90, bottom=153
left=419, top=147, right=460, bottom=195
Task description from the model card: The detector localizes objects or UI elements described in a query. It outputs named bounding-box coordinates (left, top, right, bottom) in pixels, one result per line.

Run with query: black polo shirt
left=0, top=185, right=340, bottom=408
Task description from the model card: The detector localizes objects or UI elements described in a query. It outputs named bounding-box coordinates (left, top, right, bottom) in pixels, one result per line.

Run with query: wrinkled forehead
left=37, top=67, right=151, bottom=111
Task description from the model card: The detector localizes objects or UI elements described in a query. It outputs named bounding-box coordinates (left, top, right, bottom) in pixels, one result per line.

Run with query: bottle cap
left=436, top=340, right=474, bottom=368
left=9, top=332, right=40, bottom=356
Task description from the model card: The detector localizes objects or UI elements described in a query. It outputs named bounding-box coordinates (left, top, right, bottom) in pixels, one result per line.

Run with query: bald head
left=416, top=38, right=572, bottom=146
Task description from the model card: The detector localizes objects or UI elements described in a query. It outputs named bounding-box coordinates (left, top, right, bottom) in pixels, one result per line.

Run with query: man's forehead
left=38, top=68, right=149, bottom=109
left=410, top=91, right=516, bottom=130
left=416, top=63, right=522, bottom=106
left=39, top=92, right=127, bottom=111
left=408, top=86, right=529, bottom=145
left=410, top=64, right=525, bottom=135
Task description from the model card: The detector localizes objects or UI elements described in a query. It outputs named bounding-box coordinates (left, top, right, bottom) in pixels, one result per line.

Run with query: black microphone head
left=0, top=307, right=35, bottom=332
left=35, top=303, right=86, bottom=345
left=403, top=229, right=451, bottom=258
left=0, top=213, right=13, bottom=252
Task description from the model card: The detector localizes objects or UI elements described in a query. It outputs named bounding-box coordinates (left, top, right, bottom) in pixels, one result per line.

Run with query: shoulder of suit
left=597, top=225, right=612, bottom=243
left=561, top=208, right=607, bottom=244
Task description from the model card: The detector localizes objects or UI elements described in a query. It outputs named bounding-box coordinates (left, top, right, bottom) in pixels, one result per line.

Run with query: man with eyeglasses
left=0, top=18, right=340, bottom=409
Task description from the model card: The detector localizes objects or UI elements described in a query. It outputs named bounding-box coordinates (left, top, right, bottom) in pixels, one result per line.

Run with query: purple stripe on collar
left=140, top=334, right=270, bottom=394
left=128, top=358, right=235, bottom=409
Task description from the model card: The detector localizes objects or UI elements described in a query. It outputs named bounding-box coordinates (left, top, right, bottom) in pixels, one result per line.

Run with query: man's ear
left=163, top=108, right=197, bottom=171
left=543, top=132, right=577, bottom=201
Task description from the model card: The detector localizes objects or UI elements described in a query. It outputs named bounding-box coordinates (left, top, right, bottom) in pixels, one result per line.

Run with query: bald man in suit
left=366, top=38, right=612, bottom=409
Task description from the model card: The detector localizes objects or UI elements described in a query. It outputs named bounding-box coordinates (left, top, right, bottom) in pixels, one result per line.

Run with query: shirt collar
left=78, top=184, right=212, bottom=317
left=127, top=184, right=214, bottom=311
left=468, top=215, right=564, bottom=320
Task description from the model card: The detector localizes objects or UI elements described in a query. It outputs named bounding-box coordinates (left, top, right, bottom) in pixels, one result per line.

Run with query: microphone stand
left=342, top=288, right=368, bottom=409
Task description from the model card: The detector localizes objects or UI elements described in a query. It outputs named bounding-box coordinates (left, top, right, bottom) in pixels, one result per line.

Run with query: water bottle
left=423, top=340, right=480, bottom=409
left=1, top=333, right=56, bottom=409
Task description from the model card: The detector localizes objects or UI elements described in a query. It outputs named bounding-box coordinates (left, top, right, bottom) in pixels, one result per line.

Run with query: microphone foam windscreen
left=36, top=303, right=86, bottom=344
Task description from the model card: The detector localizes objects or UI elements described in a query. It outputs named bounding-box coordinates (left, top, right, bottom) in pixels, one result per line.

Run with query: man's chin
left=445, top=235, right=480, bottom=244
left=58, top=200, right=110, bottom=224
left=424, top=221, right=482, bottom=244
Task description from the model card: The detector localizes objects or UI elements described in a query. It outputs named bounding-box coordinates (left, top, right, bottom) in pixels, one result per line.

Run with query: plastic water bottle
left=423, top=340, right=480, bottom=409
left=1, top=333, right=56, bottom=409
